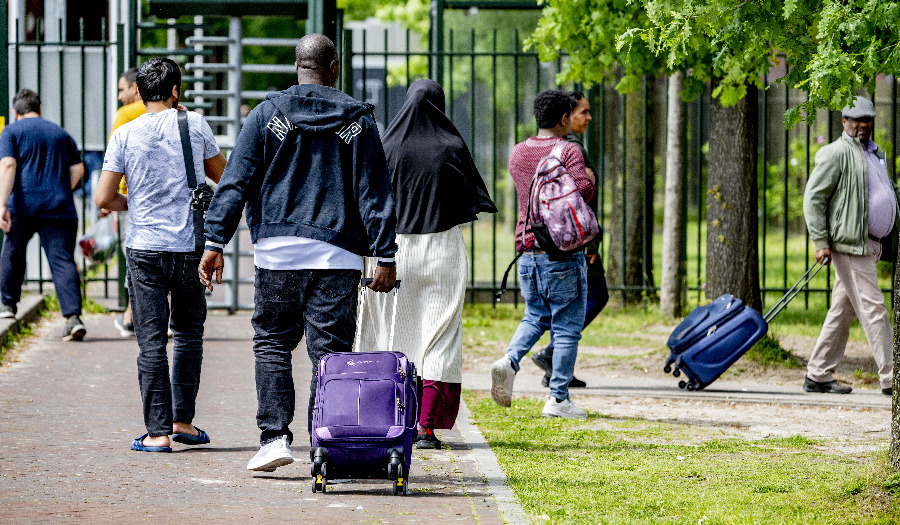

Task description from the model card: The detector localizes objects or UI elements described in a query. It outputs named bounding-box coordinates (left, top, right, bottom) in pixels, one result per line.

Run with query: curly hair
left=136, top=57, right=182, bottom=103
left=533, top=90, right=574, bottom=129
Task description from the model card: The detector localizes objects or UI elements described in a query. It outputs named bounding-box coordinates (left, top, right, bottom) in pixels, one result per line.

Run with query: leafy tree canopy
left=638, top=0, right=900, bottom=126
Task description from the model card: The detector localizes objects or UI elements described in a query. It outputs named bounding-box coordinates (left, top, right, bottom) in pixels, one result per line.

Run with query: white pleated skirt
left=357, top=226, right=467, bottom=382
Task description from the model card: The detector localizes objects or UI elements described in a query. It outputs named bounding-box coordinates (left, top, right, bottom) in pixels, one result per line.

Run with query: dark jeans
left=126, top=248, right=206, bottom=437
left=251, top=267, right=361, bottom=446
left=1, top=216, right=82, bottom=317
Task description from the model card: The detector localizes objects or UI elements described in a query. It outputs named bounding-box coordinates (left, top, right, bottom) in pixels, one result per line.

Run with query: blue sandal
left=172, top=427, right=210, bottom=445
left=131, top=433, right=172, bottom=452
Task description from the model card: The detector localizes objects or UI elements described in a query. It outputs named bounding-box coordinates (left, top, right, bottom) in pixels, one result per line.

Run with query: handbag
left=176, top=110, right=214, bottom=252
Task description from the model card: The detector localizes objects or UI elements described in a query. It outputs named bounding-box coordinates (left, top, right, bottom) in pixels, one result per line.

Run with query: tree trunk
left=607, top=81, right=656, bottom=305
left=891, top=230, right=900, bottom=469
left=661, top=72, right=685, bottom=318
left=705, top=81, right=761, bottom=311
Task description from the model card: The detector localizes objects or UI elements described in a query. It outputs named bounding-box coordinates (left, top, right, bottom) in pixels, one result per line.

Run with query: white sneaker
left=490, top=355, right=516, bottom=407
left=541, top=396, right=588, bottom=419
left=246, top=436, right=294, bottom=472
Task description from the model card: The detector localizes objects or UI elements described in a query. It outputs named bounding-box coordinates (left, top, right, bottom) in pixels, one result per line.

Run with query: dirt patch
left=465, top=328, right=892, bottom=457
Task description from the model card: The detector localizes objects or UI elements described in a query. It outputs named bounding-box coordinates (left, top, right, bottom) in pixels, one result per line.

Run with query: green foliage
left=640, top=0, right=900, bottom=125
left=528, top=0, right=668, bottom=94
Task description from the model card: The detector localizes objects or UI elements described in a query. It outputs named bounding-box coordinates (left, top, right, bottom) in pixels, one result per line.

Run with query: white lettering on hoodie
left=336, top=122, right=362, bottom=144
left=267, top=115, right=295, bottom=141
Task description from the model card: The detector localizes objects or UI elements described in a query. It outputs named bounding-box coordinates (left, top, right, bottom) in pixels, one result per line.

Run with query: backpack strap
left=495, top=251, right=524, bottom=302
left=549, top=140, right=567, bottom=160
left=177, top=111, right=205, bottom=252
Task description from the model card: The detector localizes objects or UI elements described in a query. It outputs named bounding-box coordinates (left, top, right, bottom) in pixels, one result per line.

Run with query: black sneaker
left=531, top=347, right=553, bottom=374
left=803, top=376, right=851, bottom=394
left=541, top=373, right=587, bottom=388
left=883, top=388, right=892, bottom=396
left=415, top=432, right=441, bottom=450
left=0, top=303, right=16, bottom=319
left=63, top=315, right=86, bottom=342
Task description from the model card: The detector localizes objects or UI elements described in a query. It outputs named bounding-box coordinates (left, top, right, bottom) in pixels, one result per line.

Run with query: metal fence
left=344, top=26, right=900, bottom=311
left=6, top=17, right=899, bottom=312
left=7, top=18, right=124, bottom=305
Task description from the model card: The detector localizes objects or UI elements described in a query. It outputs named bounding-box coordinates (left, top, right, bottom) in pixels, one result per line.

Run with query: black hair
left=295, top=33, right=337, bottom=71
left=570, top=91, right=585, bottom=102
left=136, top=57, right=182, bottom=103
left=12, top=89, right=40, bottom=115
left=533, top=90, right=574, bottom=129
left=121, top=67, right=139, bottom=86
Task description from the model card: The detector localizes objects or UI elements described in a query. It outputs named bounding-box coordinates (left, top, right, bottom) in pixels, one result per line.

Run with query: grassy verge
left=43, top=294, right=109, bottom=315
left=0, top=319, right=36, bottom=367
left=464, top=391, right=900, bottom=524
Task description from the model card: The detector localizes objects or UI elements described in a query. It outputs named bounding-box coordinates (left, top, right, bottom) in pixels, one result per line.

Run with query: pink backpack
left=527, top=142, right=599, bottom=257
left=496, top=141, right=599, bottom=300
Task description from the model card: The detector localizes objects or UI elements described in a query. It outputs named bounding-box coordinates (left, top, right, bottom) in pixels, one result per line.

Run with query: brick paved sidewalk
left=0, top=311, right=517, bottom=524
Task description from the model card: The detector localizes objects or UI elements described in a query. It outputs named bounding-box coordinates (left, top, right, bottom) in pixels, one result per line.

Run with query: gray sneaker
left=62, top=315, right=86, bottom=342
left=246, top=436, right=294, bottom=472
left=541, top=396, right=588, bottom=419
left=114, top=314, right=135, bottom=337
left=490, top=355, right=516, bottom=407
left=0, top=303, right=16, bottom=319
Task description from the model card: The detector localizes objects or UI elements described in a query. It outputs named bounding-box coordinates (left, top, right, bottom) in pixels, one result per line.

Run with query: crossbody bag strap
left=177, top=110, right=198, bottom=188
left=177, top=110, right=204, bottom=251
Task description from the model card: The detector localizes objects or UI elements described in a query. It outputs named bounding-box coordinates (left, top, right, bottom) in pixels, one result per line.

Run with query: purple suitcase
left=310, top=280, right=418, bottom=496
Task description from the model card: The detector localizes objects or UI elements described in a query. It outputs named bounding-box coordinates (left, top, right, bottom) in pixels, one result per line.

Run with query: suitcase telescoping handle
left=354, top=278, right=402, bottom=354
left=762, top=257, right=829, bottom=324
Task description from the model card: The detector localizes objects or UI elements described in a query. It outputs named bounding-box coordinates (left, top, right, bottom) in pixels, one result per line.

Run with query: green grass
left=0, top=321, right=35, bottom=367
left=43, top=294, right=109, bottom=315
left=463, top=220, right=895, bottom=317
left=464, top=391, right=900, bottom=524
left=745, top=334, right=802, bottom=369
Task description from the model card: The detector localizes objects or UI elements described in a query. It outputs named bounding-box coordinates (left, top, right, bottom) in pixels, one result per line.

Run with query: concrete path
left=0, top=311, right=522, bottom=524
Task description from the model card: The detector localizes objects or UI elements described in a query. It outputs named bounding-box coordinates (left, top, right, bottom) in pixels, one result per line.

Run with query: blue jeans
left=548, top=265, right=609, bottom=348
left=127, top=248, right=206, bottom=437
left=506, top=252, right=587, bottom=400
left=1, top=216, right=82, bottom=317
left=251, top=267, right=361, bottom=446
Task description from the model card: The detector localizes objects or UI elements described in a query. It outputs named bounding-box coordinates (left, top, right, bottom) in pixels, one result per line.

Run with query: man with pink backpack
left=490, top=90, right=596, bottom=419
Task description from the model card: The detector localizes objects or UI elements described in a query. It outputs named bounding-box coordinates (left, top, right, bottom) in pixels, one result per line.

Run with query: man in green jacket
left=802, top=96, right=898, bottom=396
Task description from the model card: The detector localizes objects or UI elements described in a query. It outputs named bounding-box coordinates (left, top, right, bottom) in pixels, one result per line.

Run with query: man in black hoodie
left=199, top=34, right=397, bottom=472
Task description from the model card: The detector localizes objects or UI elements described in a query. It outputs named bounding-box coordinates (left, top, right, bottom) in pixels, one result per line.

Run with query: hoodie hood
left=265, top=84, right=374, bottom=133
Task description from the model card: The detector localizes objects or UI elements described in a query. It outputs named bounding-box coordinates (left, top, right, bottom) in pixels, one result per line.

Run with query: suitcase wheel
left=686, top=382, right=696, bottom=391
left=663, top=364, right=672, bottom=374
left=387, top=449, right=403, bottom=480
left=312, top=473, right=327, bottom=493
left=392, top=477, right=409, bottom=496
left=678, top=380, right=687, bottom=389
left=672, top=368, right=681, bottom=377
left=311, top=462, right=328, bottom=493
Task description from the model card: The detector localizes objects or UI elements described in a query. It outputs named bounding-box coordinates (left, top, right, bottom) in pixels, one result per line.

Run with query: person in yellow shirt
left=110, top=68, right=143, bottom=337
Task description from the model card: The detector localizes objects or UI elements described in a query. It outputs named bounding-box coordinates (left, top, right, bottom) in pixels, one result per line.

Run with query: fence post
left=0, top=0, right=8, bottom=127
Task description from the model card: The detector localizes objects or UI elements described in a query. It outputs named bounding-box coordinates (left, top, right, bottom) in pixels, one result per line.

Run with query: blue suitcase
left=664, top=260, right=827, bottom=391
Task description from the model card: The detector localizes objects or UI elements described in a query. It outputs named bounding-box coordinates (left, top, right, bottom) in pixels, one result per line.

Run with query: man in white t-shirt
left=95, top=57, right=227, bottom=453
left=199, top=34, right=397, bottom=472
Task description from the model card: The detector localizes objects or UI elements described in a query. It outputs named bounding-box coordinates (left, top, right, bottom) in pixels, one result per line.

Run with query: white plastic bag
left=78, top=215, right=119, bottom=267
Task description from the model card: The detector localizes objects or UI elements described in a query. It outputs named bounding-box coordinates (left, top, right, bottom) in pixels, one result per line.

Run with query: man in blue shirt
left=0, top=89, right=86, bottom=341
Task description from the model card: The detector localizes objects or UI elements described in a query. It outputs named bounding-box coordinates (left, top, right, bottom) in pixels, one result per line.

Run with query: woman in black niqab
left=381, top=79, right=497, bottom=234
left=360, top=79, right=496, bottom=450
